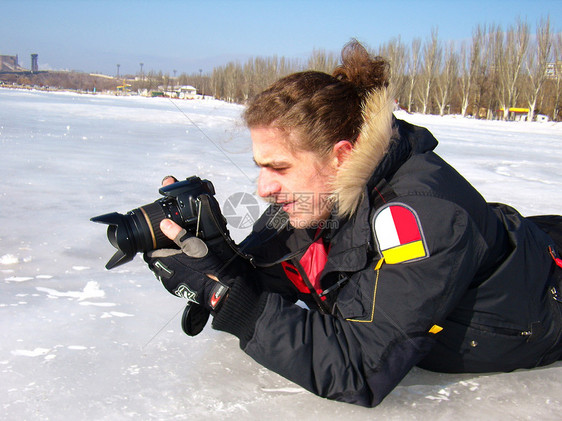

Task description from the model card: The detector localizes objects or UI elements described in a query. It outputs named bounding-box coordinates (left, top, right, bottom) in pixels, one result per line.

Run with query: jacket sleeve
left=212, top=197, right=488, bottom=407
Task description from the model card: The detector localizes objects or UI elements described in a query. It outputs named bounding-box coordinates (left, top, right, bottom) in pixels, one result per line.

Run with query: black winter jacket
left=213, top=89, right=562, bottom=407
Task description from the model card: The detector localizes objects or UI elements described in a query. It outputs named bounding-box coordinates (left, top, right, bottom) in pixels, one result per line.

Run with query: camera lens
left=91, top=176, right=216, bottom=270
left=133, top=202, right=172, bottom=251
left=91, top=199, right=176, bottom=269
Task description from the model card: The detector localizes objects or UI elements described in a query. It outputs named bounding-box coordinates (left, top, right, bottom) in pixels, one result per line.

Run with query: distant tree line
left=0, top=71, right=120, bottom=92
left=135, top=49, right=338, bottom=104
left=173, top=17, right=561, bottom=121
left=380, top=17, right=561, bottom=121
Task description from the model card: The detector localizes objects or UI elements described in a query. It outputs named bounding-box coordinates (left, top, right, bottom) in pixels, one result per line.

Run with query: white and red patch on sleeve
left=373, top=203, right=429, bottom=264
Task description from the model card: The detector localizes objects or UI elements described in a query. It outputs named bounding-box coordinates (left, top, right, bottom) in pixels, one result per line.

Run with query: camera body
left=91, top=176, right=230, bottom=269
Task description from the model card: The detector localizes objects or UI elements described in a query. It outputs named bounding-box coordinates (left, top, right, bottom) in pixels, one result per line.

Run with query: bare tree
left=524, top=17, right=553, bottom=121
left=307, top=48, right=338, bottom=73
left=553, top=33, right=562, bottom=121
left=406, top=38, right=421, bottom=112
left=379, top=37, right=407, bottom=107
left=489, top=25, right=506, bottom=118
left=243, top=57, right=264, bottom=99
left=225, top=62, right=245, bottom=102
left=211, top=55, right=301, bottom=102
left=459, top=25, right=484, bottom=117
left=162, top=74, right=171, bottom=91
left=417, top=28, right=441, bottom=114
left=497, top=20, right=530, bottom=119
left=483, top=24, right=504, bottom=119
left=435, top=42, right=458, bottom=116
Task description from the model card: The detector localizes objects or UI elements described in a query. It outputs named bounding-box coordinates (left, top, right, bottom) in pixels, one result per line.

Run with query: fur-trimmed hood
left=332, top=87, right=439, bottom=219
left=332, top=87, right=396, bottom=218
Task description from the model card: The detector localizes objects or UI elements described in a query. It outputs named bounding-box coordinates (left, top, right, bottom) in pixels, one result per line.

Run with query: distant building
left=546, top=61, right=562, bottom=79
left=31, top=54, right=38, bottom=72
left=163, top=85, right=198, bottom=99
left=0, top=55, right=25, bottom=72
left=177, top=85, right=197, bottom=99
left=0, top=54, right=40, bottom=73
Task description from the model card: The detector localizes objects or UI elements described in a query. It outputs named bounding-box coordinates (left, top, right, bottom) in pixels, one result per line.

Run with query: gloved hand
left=143, top=228, right=231, bottom=313
left=143, top=175, right=241, bottom=337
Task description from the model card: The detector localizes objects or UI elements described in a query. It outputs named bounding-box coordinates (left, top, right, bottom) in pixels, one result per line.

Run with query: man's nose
left=257, top=168, right=281, bottom=198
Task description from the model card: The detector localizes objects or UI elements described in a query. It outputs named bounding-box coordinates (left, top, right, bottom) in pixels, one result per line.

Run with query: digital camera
left=91, top=176, right=228, bottom=269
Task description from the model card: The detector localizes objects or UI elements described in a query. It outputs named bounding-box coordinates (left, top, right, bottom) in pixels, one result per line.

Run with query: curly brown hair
left=243, top=39, right=389, bottom=157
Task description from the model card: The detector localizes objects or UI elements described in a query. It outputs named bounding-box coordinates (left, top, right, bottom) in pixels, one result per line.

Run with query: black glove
left=144, top=229, right=232, bottom=313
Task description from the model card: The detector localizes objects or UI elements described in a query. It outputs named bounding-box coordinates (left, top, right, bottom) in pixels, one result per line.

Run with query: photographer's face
left=252, top=126, right=340, bottom=229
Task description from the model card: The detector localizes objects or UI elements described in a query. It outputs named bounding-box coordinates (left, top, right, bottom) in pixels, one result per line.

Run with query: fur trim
left=332, top=87, right=395, bottom=218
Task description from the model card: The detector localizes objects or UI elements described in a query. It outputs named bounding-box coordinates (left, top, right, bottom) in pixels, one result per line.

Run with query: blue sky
left=2, top=0, right=561, bottom=76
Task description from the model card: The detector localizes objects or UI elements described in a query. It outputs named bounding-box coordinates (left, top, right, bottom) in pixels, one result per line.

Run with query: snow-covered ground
left=1, top=88, right=561, bottom=420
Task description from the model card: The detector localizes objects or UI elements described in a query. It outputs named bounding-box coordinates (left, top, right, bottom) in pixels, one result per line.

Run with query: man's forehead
left=250, top=125, right=308, bottom=165
left=252, top=139, right=293, bottom=164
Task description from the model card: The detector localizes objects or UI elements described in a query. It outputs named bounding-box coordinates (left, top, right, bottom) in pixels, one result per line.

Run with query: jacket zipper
left=293, top=259, right=332, bottom=314
left=448, top=317, right=533, bottom=337
left=319, top=273, right=350, bottom=298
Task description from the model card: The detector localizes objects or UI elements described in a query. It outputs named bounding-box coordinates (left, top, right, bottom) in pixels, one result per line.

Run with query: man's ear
left=333, top=140, right=353, bottom=168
